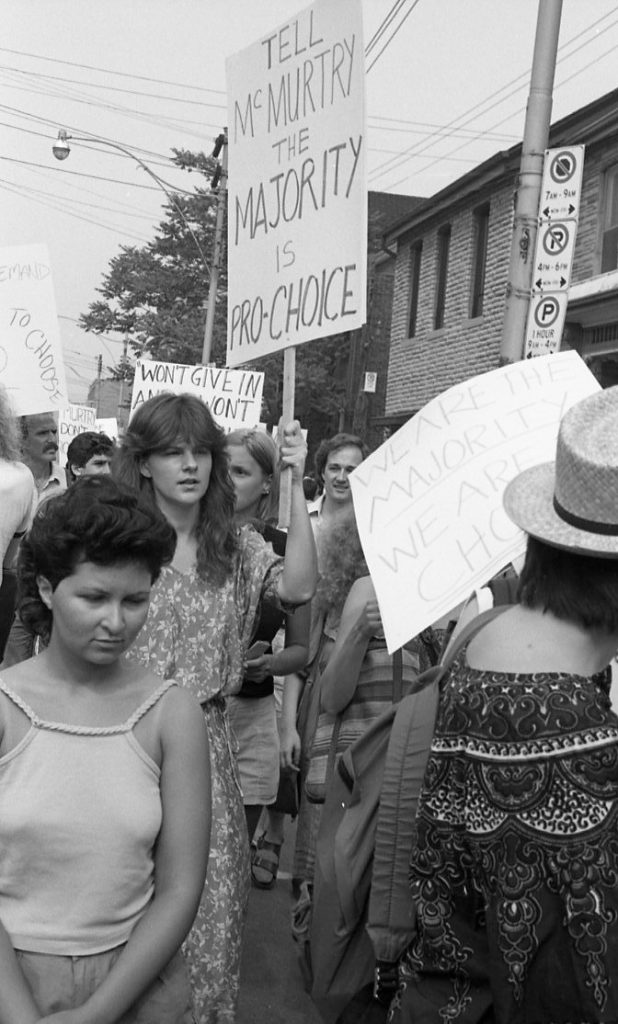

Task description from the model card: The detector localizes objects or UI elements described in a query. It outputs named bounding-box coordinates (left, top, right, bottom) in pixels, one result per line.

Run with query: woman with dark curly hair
left=0, top=475, right=210, bottom=1023
left=114, top=393, right=317, bottom=1024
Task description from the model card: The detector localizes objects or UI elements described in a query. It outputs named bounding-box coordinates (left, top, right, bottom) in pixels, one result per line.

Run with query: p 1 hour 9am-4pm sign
left=225, top=0, right=367, bottom=368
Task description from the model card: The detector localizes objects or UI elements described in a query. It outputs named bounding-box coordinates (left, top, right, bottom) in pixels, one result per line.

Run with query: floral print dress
left=391, top=642, right=618, bottom=1024
left=131, top=526, right=282, bottom=1024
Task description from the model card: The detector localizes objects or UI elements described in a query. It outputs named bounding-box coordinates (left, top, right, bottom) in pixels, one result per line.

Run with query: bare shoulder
left=159, top=682, right=203, bottom=717
left=157, top=683, right=207, bottom=742
left=0, top=656, right=45, bottom=693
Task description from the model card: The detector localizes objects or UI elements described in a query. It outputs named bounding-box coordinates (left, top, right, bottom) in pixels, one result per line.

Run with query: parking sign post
left=524, top=144, right=584, bottom=358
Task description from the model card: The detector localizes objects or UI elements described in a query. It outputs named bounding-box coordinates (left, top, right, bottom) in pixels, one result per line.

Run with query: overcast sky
left=1, top=0, right=616, bottom=401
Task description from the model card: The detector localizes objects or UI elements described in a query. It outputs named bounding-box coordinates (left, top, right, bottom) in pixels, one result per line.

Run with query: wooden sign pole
left=278, top=345, right=296, bottom=529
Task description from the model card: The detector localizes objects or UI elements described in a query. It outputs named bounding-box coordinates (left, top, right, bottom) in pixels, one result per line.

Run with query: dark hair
left=67, top=431, right=114, bottom=474
left=314, top=432, right=369, bottom=486
left=115, top=393, right=238, bottom=585
left=518, top=535, right=618, bottom=633
left=303, top=475, right=318, bottom=501
left=17, top=476, right=176, bottom=639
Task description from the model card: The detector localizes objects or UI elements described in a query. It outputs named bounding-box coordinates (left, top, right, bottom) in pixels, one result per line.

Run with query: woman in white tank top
left=0, top=475, right=211, bottom=1024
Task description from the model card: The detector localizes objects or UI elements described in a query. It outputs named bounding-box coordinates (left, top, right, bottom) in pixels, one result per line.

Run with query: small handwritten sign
left=129, top=358, right=265, bottom=430
left=95, top=417, right=119, bottom=442
left=350, top=351, right=600, bottom=652
left=0, top=243, right=69, bottom=414
left=58, top=404, right=98, bottom=465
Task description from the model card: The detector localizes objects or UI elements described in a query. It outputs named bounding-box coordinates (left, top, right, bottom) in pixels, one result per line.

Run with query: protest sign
left=57, top=404, right=98, bottom=465
left=129, top=358, right=265, bottom=430
left=225, top=0, right=366, bottom=367
left=95, top=417, right=119, bottom=441
left=350, top=351, right=600, bottom=652
left=0, top=243, right=69, bottom=415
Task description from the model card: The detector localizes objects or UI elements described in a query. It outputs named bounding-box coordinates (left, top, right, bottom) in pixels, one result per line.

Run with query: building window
left=408, top=241, right=422, bottom=337
left=434, top=225, right=451, bottom=329
left=601, top=165, right=618, bottom=273
left=470, top=203, right=489, bottom=317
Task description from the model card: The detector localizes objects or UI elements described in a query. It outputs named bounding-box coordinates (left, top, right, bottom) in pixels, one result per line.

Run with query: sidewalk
left=237, top=818, right=322, bottom=1024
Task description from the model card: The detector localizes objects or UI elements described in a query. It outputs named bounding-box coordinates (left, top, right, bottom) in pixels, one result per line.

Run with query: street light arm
left=53, top=130, right=211, bottom=275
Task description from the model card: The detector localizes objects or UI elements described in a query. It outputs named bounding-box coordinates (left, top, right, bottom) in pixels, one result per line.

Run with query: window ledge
left=401, top=327, right=447, bottom=344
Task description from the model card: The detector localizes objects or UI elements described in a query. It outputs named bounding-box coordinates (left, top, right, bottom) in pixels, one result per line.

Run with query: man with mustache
left=19, top=412, right=65, bottom=505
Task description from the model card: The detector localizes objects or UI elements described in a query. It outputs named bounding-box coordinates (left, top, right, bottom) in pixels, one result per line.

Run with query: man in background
left=308, top=431, right=369, bottom=533
left=19, top=412, right=64, bottom=503
left=66, top=431, right=114, bottom=484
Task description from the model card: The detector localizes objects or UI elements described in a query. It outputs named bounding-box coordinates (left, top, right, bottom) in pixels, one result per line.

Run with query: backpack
left=309, top=608, right=506, bottom=1024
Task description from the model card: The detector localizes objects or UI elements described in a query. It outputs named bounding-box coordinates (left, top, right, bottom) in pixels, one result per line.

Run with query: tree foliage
left=80, top=148, right=227, bottom=364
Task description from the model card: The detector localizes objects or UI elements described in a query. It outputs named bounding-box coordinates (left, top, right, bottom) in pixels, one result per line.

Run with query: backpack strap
left=366, top=605, right=509, bottom=965
left=366, top=677, right=439, bottom=963
left=392, top=647, right=403, bottom=703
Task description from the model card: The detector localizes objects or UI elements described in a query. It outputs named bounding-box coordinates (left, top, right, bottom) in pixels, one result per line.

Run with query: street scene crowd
left=3, top=0, right=618, bottom=1021
left=3, top=378, right=618, bottom=1024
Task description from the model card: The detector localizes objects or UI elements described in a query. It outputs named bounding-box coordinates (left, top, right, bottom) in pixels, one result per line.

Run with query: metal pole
left=499, top=0, right=563, bottom=364
left=202, top=131, right=228, bottom=365
left=95, top=354, right=102, bottom=416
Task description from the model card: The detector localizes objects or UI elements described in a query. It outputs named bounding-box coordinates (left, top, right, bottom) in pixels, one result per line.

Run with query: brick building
left=382, top=87, right=618, bottom=427
left=86, top=377, right=131, bottom=433
left=334, top=189, right=424, bottom=450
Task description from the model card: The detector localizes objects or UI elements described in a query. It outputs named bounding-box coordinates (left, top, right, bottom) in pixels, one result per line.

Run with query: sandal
left=251, top=835, right=282, bottom=890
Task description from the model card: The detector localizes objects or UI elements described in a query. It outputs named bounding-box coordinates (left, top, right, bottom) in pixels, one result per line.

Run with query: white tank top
left=0, top=677, right=174, bottom=955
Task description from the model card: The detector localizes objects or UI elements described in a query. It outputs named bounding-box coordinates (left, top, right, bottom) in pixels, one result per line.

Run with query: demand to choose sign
left=0, top=243, right=69, bottom=415
left=350, top=351, right=600, bottom=652
left=225, top=0, right=367, bottom=367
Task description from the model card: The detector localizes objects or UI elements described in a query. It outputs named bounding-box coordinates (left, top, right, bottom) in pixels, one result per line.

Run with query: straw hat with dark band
left=503, top=386, right=618, bottom=558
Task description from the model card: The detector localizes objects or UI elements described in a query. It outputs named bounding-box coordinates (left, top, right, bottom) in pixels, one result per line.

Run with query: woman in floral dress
left=391, top=386, right=618, bottom=1024
left=116, top=394, right=317, bottom=1024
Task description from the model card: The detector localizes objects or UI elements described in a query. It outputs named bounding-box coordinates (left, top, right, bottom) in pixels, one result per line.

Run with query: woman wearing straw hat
left=391, top=386, right=618, bottom=1024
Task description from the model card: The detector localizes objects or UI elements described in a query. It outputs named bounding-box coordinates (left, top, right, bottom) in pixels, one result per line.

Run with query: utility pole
left=117, top=336, right=128, bottom=423
left=202, top=130, right=228, bottom=365
left=499, top=0, right=563, bottom=364
left=95, top=354, right=103, bottom=417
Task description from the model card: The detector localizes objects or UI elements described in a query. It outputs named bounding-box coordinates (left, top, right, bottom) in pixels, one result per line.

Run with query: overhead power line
left=366, top=0, right=422, bottom=73
left=370, top=6, right=618, bottom=186
left=0, top=101, right=205, bottom=170
left=366, top=0, right=409, bottom=53
left=0, top=177, right=150, bottom=243
left=0, top=46, right=226, bottom=96
left=0, top=154, right=199, bottom=194
left=0, top=65, right=227, bottom=110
